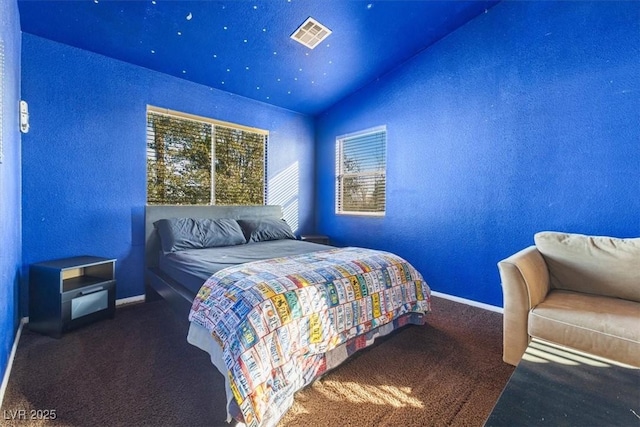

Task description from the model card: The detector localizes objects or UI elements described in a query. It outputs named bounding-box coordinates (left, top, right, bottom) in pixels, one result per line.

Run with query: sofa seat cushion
left=534, top=232, right=640, bottom=302
left=529, top=290, right=640, bottom=367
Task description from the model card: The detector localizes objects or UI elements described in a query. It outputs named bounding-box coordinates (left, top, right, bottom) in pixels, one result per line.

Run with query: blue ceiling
left=17, top=0, right=498, bottom=115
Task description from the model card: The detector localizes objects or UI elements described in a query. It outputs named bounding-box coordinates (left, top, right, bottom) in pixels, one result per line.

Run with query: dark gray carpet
left=2, top=301, right=228, bottom=426
left=1, top=296, right=513, bottom=426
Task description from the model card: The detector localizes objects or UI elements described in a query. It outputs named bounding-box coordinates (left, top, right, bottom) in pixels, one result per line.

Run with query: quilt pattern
left=188, top=246, right=430, bottom=427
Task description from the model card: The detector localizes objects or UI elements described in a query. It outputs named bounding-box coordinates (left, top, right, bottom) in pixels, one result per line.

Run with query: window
left=336, top=126, right=386, bottom=215
left=146, top=107, right=268, bottom=205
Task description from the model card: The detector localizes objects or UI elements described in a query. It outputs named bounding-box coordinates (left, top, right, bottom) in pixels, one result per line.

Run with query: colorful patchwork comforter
left=188, top=246, right=431, bottom=427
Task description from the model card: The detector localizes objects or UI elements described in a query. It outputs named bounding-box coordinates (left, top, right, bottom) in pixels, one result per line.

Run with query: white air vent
left=290, top=17, right=332, bottom=49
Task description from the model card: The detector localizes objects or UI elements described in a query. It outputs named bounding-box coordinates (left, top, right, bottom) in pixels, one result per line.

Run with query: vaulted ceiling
left=17, top=0, right=498, bottom=115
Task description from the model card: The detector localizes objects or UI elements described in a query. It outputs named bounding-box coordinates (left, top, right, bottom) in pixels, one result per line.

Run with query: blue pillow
left=236, top=218, right=296, bottom=243
left=154, top=218, right=246, bottom=253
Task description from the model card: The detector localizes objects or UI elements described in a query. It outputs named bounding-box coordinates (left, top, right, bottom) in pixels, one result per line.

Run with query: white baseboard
left=431, top=290, right=503, bottom=314
left=0, top=317, right=26, bottom=410
left=115, top=294, right=145, bottom=307
left=3, top=295, right=144, bottom=327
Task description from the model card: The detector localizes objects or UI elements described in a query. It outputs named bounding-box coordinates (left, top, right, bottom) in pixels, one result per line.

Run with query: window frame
left=146, top=105, right=268, bottom=206
left=335, top=125, right=387, bottom=217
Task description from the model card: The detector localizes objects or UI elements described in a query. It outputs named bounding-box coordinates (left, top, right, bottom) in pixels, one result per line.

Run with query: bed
left=145, top=205, right=431, bottom=427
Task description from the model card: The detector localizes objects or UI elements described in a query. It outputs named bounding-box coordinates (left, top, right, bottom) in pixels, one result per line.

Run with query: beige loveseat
left=498, top=231, right=640, bottom=367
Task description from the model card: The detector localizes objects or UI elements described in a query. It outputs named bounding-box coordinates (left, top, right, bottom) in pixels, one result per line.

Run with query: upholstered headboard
left=144, top=204, right=283, bottom=270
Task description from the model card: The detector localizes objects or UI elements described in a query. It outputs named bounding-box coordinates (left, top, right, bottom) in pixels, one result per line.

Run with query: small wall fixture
left=20, top=100, right=29, bottom=133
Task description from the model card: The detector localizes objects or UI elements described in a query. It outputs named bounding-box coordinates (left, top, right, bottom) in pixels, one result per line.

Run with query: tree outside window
left=147, top=109, right=267, bottom=206
left=336, top=126, right=386, bottom=215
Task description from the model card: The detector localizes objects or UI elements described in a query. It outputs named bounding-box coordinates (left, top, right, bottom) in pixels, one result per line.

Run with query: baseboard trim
left=116, top=295, right=146, bottom=307
left=0, top=317, right=27, bottom=410
left=431, top=291, right=503, bottom=314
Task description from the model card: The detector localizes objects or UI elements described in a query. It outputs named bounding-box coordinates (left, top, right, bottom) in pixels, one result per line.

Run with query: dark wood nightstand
left=29, top=256, right=116, bottom=338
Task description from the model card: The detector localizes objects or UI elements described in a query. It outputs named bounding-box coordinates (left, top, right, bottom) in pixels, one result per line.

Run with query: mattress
left=158, top=239, right=331, bottom=294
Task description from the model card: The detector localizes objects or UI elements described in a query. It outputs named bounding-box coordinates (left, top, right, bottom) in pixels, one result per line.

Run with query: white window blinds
left=336, top=126, right=386, bottom=215
left=146, top=107, right=267, bottom=205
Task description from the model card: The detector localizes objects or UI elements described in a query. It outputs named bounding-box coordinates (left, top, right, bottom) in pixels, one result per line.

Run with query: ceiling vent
left=290, top=17, right=332, bottom=49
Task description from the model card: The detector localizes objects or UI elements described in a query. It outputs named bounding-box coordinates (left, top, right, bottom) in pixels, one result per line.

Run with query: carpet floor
left=1, top=296, right=513, bottom=426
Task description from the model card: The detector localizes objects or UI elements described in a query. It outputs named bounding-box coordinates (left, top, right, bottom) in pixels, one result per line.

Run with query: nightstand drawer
left=61, top=280, right=115, bottom=325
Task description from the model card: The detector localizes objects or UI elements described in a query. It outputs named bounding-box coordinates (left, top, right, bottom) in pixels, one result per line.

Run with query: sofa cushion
left=534, top=231, right=640, bottom=302
left=529, top=290, right=640, bottom=367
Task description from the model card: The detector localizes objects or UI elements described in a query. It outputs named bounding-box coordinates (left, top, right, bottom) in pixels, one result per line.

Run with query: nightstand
left=29, top=256, right=116, bottom=338
left=300, top=234, right=330, bottom=245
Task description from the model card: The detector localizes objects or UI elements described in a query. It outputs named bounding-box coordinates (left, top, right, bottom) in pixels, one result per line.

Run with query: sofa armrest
left=498, top=246, right=550, bottom=365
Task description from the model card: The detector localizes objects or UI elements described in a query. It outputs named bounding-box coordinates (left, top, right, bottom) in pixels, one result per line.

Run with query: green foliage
left=147, top=112, right=265, bottom=205
left=341, top=174, right=385, bottom=212
left=340, top=153, right=385, bottom=213
left=338, top=130, right=386, bottom=213
left=214, top=126, right=265, bottom=205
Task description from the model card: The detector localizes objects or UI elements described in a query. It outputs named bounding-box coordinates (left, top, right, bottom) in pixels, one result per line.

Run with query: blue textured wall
left=315, top=1, right=640, bottom=307
left=0, top=0, right=22, bottom=384
left=21, top=35, right=316, bottom=313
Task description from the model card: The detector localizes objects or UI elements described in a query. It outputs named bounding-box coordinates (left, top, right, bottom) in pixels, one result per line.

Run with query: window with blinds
left=146, top=107, right=268, bottom=205
left=336, top=126, right=386, bottom=215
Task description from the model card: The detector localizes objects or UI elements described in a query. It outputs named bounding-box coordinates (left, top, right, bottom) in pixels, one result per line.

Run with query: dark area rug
left=1, top=296, right=513, bottom=426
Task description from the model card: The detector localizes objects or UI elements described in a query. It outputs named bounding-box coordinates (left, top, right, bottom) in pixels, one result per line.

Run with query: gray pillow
left=236, top=218, right=296, bottom=243
left=154, top=218, right=246, bottom=253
